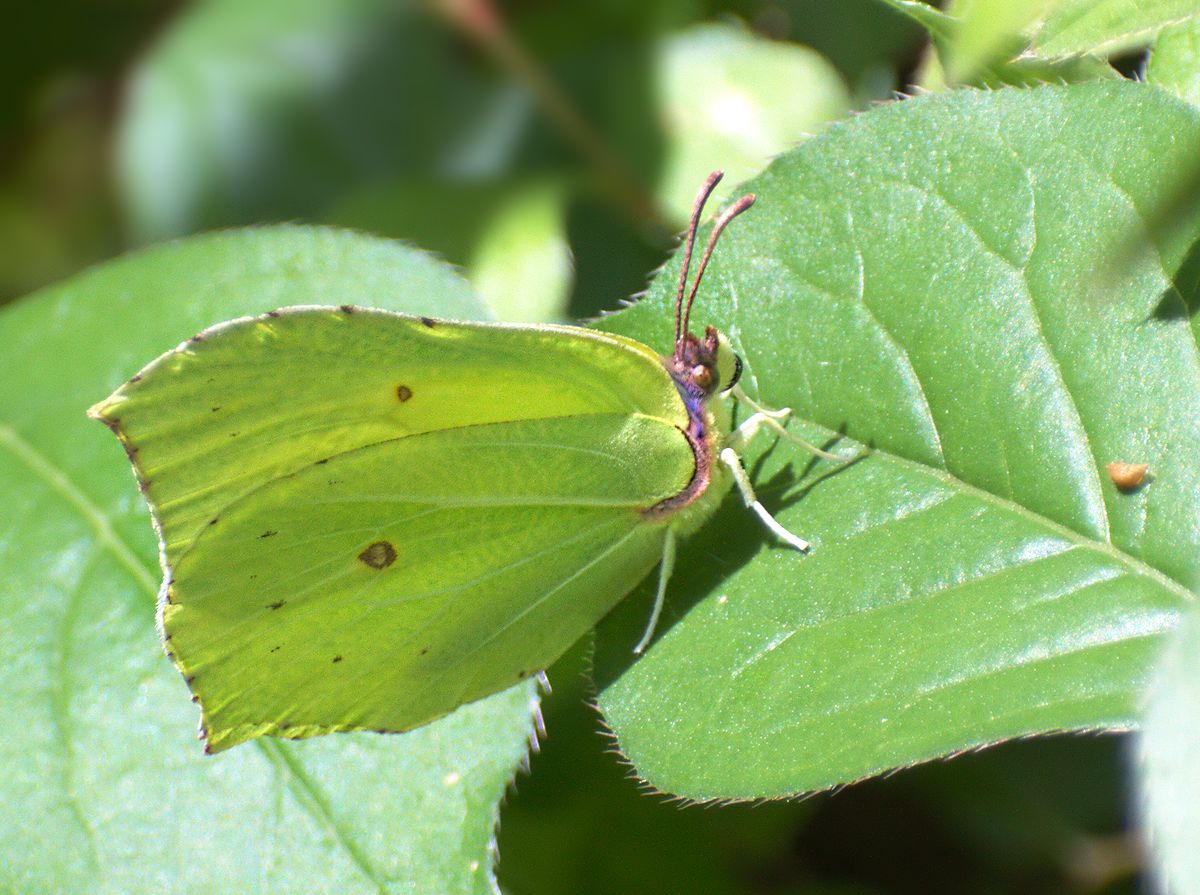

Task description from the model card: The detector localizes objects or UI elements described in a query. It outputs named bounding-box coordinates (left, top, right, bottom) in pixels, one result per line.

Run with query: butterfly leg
left=633, top=528, right=677, bottom=654
left=719, top=448, right=810, bottom=553
left=727, top=385, right=845, bottom=462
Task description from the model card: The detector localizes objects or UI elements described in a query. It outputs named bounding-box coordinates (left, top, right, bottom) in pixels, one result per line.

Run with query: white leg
left=720, top=448, right=810, bottom=552
left=728, top=385, right=846, bottom=462
left=634, top=528, right=677, bottom=654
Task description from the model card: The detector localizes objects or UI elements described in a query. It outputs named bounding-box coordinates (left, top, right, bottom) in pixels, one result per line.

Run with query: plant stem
left=428, top=0, right=665, bottom=226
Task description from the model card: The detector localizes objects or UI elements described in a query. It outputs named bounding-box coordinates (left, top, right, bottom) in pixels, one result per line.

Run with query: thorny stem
left=429, top=0, right=664, bottom=226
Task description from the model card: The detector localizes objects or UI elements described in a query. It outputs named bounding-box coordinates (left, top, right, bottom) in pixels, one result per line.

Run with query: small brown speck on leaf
left=358, top=540, right=398, bottom=569
left=396, top=384, right=413, bottom=402
left=1107, top=462, right=1149, bottom=490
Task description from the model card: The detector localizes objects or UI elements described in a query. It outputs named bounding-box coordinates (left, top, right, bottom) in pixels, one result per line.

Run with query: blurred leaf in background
left=0, top=0, right=175, bottom=305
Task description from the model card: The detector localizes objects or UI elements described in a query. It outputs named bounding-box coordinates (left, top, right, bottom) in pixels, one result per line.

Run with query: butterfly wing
left=90, top=307, right=695, bottom=751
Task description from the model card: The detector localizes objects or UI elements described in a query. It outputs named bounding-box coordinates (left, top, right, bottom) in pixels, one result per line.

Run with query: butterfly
left=90, top=171, right=837, bottom=752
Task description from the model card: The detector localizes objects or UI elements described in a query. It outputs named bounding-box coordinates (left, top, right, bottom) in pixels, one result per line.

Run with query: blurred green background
left=2, top=1, right=1146, bottom=892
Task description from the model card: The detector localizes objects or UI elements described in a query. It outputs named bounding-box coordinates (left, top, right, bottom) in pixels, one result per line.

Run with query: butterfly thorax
left=642, top=326, right=737, bottom=526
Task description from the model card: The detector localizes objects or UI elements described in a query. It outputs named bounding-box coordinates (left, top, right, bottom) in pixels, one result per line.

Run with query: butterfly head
left=670, top=170, right=751, bottom=398
left=670, top=326, right=742, bottom=398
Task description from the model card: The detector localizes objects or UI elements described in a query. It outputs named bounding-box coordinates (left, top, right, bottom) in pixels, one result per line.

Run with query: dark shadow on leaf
left=1150, top=233, right=1200, bottom=321
left=592, top=430, right=863, bottom=690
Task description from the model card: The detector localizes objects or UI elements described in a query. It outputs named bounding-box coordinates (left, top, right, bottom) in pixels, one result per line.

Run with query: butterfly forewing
left=93, top=307, right=688, bottom=567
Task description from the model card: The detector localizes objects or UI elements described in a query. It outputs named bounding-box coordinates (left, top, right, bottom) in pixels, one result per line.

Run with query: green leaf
left=116, top=0, right=498, bottom=242
left=1139, top=604, right=1200, bottom=895
left=950, top=0, right=1052, bottom=81
left=1033, top=0, right=1200, bottom=59
left=653, top=22, right=851, bottom=221
left=903, top=0, right=1120, bottom=89
left=593, top=82, right=1200, bottom=799
left=873, top=0, right=959, bottom=43
left=334, top=178, right=573, bottom=323
left=466, top=181, right=573, bottom=323
left=1148, top=16, right=1200, bottom=108
left=0, top=227, right=538, bottom=893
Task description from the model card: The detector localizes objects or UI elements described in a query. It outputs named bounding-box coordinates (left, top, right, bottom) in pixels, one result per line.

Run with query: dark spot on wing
left=229, top=432, right=239, bottom=438
left=211, top=406, right=221, bottom=412
left=266, top=600, right=285, bottom=610
left=339, top=304, right=355, bottom=314
left=270, top=645, right=281, bottom=653
left=332, top=655, right=343, bottom=663
left=315, top=457, right=329, bottom=465
left=396, top=384, right=413, bottom=402
left=420, top=316, right=436, bottom=328
left=209, top=517, right=218, bottom=526
left=358, top=540, right=397, bottom=569
left=420, top=647, right=429, bottom=655
left=259, top=530, right=278, bottom=539
left=190, top=332, right=205, bottom=343
left=190, top=694, right=199, bottom=703
left=516, top=670, right=527, bottom=680
left=185, top=675, right=195, bottom=685
left=129, top=373, right=142, bottom=383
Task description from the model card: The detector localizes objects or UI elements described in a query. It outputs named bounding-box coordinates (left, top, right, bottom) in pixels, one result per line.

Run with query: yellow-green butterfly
left=91, top=172, right=834, bottom=753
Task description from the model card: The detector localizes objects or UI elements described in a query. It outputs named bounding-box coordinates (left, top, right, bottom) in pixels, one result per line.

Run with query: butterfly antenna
left=675, top=171, right=725, bottom=344
left=681, top=192, right=756, bottom=337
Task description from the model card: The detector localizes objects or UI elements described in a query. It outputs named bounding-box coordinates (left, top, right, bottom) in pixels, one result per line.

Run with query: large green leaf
left=593, top=82, right=1200, bottom=799
left=0, top=227, right=538, bottom=893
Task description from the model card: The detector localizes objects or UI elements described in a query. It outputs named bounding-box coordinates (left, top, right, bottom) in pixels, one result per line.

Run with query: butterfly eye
left=726, top=353, right=743, bottom=391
